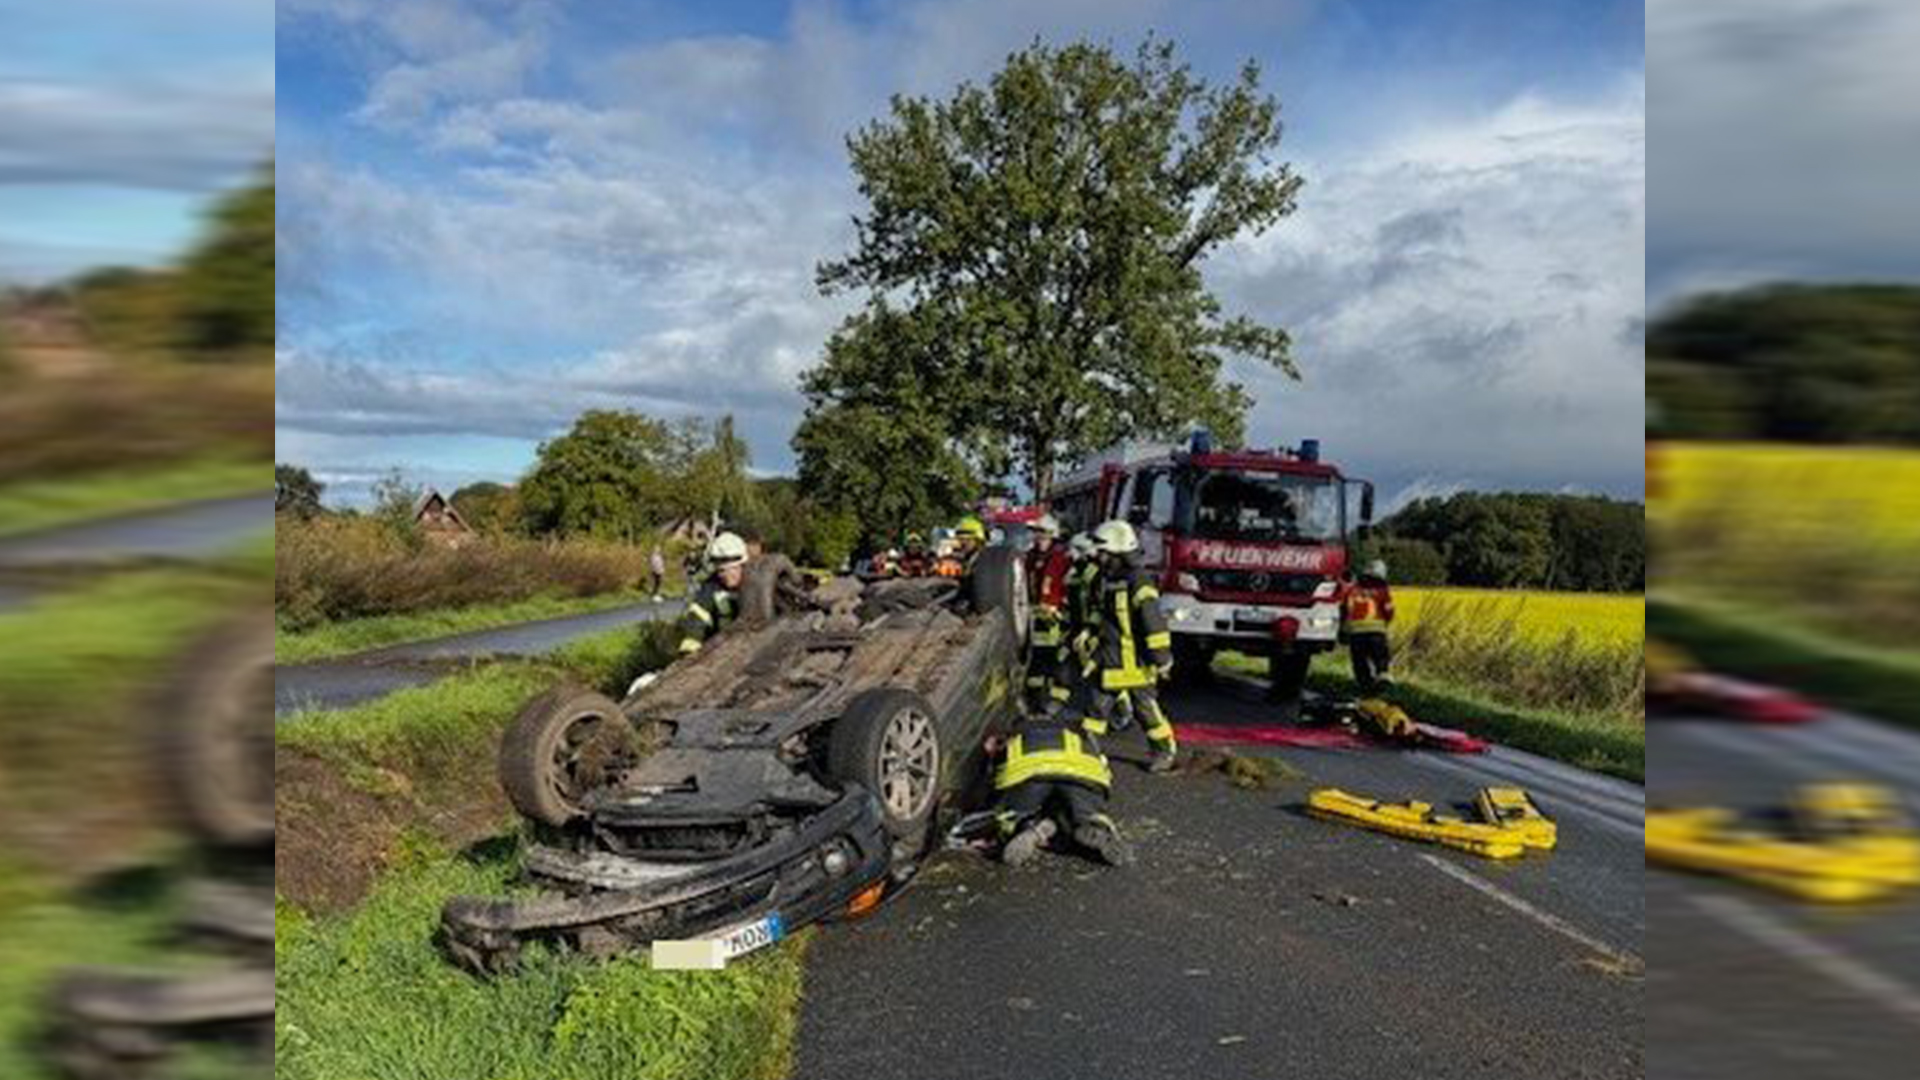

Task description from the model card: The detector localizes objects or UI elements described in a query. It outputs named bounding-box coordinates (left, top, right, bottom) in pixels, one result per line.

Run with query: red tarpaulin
left=1174, top=722, right=1489, bottom=754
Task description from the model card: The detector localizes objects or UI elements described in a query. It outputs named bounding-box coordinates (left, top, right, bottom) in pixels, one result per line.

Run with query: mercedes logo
left=1249, top=573, right=1270, bottom=592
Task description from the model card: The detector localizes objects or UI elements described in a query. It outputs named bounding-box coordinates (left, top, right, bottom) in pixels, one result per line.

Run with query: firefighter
left=1076, top=520, right=1179, bottom=773
left=993, top=707, right=1132, bottom=866
left=1023, top=514, right=1073, bottom=710
left=936, top=516, right=987, bottom=577
left=895, top=532, right=930, bottom=577
left=675, top=532, right=749, bottom=655
left=1343, top=558, right=1396, bottom=691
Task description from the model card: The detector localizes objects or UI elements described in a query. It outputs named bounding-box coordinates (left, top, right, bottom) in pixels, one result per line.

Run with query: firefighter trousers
left=996, top=778, right=1113, bottom=838
left=1024, top=610, right=1070, bottom=711
left=1084, top=684, right=1177, bottom=752
left=1349, top=632, right=1392, bottom=692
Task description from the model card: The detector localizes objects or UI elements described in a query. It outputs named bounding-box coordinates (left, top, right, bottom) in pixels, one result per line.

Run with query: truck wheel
left=1171, top=637, right=1214, bottom=685
left=499, top=686, right=635, bottom=827
left=1268, top=652, right=1312, bottom=720
left=968, top=546, right=1029, bottom=648
left=155, top=611, right=274, bottom=849
left=828, top=688, right=942, bottom=840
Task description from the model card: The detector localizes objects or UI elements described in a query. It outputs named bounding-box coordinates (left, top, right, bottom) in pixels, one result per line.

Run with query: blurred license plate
left=713, top=913, right=785, bottom=960
left=1234, top=608, right=1276, bottom=625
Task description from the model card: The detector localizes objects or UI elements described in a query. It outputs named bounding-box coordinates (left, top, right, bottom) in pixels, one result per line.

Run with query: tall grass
left=1391, top=595, right=1644, bottom=721
left=276, top=515, right=661, bottom=630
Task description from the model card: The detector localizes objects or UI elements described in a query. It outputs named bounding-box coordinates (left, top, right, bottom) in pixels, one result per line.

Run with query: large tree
left=275, top=464, right=325, bottom=519
left=178, top=172, right=274, bottom=356
left=803, top=38, right=1303, bottom=498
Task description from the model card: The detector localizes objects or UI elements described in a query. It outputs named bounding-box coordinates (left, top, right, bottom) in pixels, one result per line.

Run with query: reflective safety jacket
left=677, top=578, right=739, bottom=654
left=1087, top=560, right=1173, bottom=691
left=1342, top=581, right=1394, bottom=635
left=1065, top=559, right=1101, bottom=636
left=993, top=722, right=1112, bottom=792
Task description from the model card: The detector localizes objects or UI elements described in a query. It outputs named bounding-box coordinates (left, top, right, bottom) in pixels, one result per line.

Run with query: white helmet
left=706, top=531, right=749, bottom=566
left=1069, top=533, right=1095, bottom=558
left=1092, top=519, right=1139, bottom=555
left=1364, top=558, right=1388, bottom=578
left=1032, top=513, right=1060, bottom=537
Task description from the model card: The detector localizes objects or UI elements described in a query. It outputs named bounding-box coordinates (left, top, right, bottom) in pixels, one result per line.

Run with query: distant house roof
left=411, top=489, right=472, bottom=533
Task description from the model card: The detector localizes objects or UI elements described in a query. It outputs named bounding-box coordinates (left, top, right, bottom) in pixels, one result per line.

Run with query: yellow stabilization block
left=1645, top=803, right=1920, bottom=904
left=1476, top=787, right=1558, bottom=851
left=1308, top=788, right=1528, bottom=859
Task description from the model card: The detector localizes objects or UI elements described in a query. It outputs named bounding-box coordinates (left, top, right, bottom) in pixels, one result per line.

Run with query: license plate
left=712, top=913, right=785, bottom=961
left=1234, top=608, right=1276, bottom=626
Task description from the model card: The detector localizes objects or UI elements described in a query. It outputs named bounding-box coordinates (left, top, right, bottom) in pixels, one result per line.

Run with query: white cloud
left=0, top=72, right=272, bottom=190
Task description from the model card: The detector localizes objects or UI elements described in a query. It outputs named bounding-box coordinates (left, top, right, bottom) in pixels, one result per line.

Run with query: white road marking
left=1419, top=853, right=1642, bottom=971
left=1690, top=893, right=1920, bottom=1027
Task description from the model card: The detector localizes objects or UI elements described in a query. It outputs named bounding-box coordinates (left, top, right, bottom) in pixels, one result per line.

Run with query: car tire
left=155, top=611, right=274, bottom=849
left=828, top=688, right=942, bottom=842
left=499, top=685, right=635, bottom=827
left=968, top=545, right=1029, bottom=648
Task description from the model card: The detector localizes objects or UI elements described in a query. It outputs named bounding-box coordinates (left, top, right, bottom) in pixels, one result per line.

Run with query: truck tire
left=1268, top=651, right=1312, bottom=720
left=968, top=545, right=1029, bottom=648
left=1171, top=637, right=1214, bottom=685
left=155, top=611, right=274, bottom=849
left=828, top=688, right=942, bottom=841
left=499, top=686, right=635, bottom=827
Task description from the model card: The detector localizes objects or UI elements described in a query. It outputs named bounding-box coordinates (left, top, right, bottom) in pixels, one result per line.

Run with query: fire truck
left=1050, top=431, right=1375, bottom=710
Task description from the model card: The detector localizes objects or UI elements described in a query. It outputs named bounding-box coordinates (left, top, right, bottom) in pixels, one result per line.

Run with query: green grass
left=1651, top=595, right=1920, bottom=732
left=276, top=588, right=668, bottom=664
left=0, top=456, right=268, bottom=540
left=1216, top=652, right=1645, bottom=783
left=0, top=864, right=259, bottom=1080
left=275, top=842, right=805, bottom=1080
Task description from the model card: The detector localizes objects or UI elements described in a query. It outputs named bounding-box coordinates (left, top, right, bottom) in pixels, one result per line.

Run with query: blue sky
left=275, top=0, right=1645, bottom=508
left=0, top=0, right=274, bottom=282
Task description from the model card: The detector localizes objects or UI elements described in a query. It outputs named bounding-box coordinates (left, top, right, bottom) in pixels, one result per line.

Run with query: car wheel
left=499, top=686, right=635, bottom=827
left=968, top=545, right=1029, bottom=648
left=828, top=688, right=942, bottom=841
left=155, top=611, right=274, bottom=849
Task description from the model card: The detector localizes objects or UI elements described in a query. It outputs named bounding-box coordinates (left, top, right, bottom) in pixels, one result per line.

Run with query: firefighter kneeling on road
left=1023, top=514, right=1072, bottom=711
left=676, top=531, right=749, bottom=655
left=1075, top=520, right=1179, bottom=774
left=993, top=707, right=1132, bottom=866
left=1342, top=558, right=1396, bottom=692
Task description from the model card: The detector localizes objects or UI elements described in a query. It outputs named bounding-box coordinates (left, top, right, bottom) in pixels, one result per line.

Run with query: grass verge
left=275, top=588, right=667, bottom=665
left=1650, top=595, right=1920, bottom=732
left=1216, top=652, right=1645, bottom=783
left=0, top=457, right=268, bottom=540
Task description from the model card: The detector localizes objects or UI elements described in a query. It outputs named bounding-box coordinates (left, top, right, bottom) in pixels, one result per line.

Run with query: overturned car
left=441, top=548, right=1028, bottom=973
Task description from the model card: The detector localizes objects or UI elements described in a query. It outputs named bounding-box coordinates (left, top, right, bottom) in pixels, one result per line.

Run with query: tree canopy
left=1378, top=492, right=1644, bottom=592
left=1651, top=284, right=1920, bottom=443
left=798, top=37, right=1303, bottom=505
left=275, top=464, right=325, bottom=519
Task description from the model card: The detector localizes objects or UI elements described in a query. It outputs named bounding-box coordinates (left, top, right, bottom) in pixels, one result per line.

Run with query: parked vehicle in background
left=1051, top=431, right=1374, bottom=711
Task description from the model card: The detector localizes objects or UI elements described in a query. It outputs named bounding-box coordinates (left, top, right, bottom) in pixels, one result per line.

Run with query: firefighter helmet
left=1092, top=520, right=1139, bottom=555
left=705, top=531, right=749, bottom=566
left=1032, top=513, right=1060, bottom=537
left=955, top=516, right=987, bottom=541
left=1364, top=558, right=1388, bottom=579
left=1070, top=533, right=1095, bottom=558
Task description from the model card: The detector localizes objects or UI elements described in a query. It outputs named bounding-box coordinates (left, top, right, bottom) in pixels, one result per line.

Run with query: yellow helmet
left=1092, top=519, right=1138, bottom=555
left=955, top=516, right=986, bottom=541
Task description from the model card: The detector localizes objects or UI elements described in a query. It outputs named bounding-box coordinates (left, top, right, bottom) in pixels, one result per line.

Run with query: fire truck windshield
left=1187, top=469, right=1341, bottom=544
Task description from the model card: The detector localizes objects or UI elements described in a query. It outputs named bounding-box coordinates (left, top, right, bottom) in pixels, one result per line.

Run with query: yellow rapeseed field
left=1654, top=441, right=1920, bottom=553
left=1395, top=587, right=1645, bottom=648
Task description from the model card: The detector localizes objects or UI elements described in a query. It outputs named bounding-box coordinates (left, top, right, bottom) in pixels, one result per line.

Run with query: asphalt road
left=796, top=675, right=1645, bottom=1080
left=1647, top=711, right=1920, bottom=1079
left=0, top=494, right=271, bottom=568
left=273, top=598, right=684, bottom=716
left=0, top=494, right=272, bottom=613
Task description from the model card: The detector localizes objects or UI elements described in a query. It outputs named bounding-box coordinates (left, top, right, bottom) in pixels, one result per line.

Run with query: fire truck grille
left=1196, top=570, right=1323, bottom=597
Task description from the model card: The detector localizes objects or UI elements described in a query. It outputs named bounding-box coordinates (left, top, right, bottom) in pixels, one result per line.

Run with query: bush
left=1391, top=595, right=1643, bottom=720
left=0, top=366, right=271, bottom=485
left=275, top=516, right=659, bottom=630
